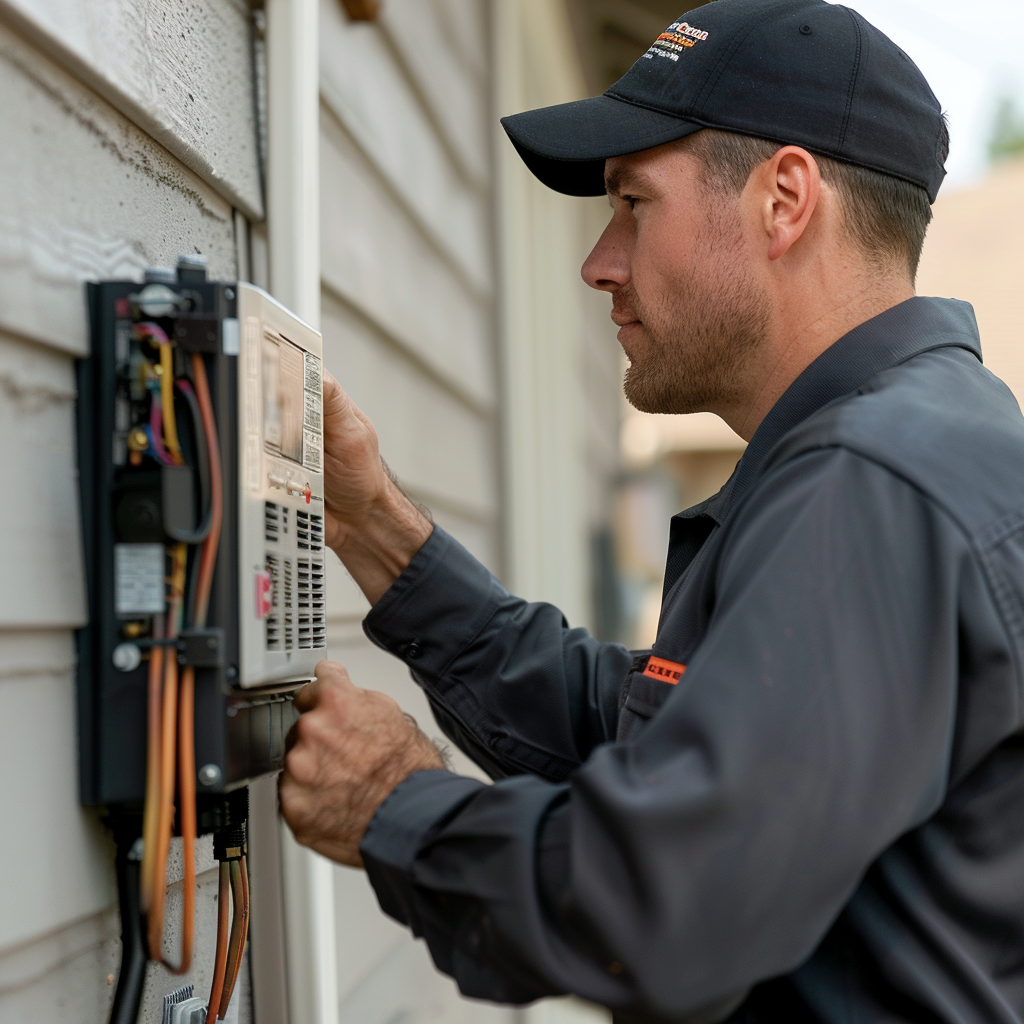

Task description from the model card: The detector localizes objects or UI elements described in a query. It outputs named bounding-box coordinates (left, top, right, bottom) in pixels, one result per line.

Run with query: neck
left=720, top=273, right=916, bottom=442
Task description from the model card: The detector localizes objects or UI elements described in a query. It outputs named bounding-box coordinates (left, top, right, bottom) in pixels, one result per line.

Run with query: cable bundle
left=134, top=327, right=224, bottom=978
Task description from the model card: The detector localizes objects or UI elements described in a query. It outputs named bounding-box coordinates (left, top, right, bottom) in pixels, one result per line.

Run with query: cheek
left=631, top=215, right=700, bottom=299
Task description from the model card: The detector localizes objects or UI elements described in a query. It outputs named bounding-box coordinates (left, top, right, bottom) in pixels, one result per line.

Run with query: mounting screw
left=198, top=764, right=222, bottom=788
left=112, top=643, right=142, bottom=672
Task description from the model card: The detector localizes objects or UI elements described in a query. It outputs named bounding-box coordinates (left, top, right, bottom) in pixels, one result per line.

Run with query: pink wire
left=150, top=394, right=173, bottom=465
left=136, top=321, right=171, bottom=344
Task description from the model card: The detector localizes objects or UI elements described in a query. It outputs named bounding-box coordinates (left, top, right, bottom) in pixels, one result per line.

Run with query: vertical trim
left=493, top=0, right=592, bottom=627
left=247, top=776, right=290, bottom=1024
left=234, top=210, right=252, bottom=284
left=263, top=2, right=337, bottom=1024
left=266, top=0, right=322, bottom=328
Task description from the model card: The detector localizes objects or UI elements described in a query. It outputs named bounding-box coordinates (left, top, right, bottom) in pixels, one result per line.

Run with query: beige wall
left=916, top=158, right=1024, bottom=401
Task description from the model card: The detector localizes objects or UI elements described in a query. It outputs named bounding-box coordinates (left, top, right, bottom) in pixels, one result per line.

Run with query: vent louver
left=297, top=511, right=325, bottom=551
left=297, top=558, right=326, bottom=649
left=265, top=502, right=280, bottom=542
left=265, top=554, right=281, bottom=650
left=283, top=558, right=294, bottom=650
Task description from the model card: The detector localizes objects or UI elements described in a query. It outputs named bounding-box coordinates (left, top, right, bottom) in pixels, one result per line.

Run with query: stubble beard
left=621, top=222, right=772, bottom=416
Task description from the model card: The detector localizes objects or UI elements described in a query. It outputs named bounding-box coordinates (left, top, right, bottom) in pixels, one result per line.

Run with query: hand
left=321, top=370, right=432, bottom=605
left=279, top=660, right=445, bottom=867
left=321, top=370, right=389, bottom=550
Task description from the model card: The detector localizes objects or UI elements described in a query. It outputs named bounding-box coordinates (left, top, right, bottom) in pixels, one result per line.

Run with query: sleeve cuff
left=363, top=526, right=510, bottom=678
left=361, top=769, right=486, bottom=929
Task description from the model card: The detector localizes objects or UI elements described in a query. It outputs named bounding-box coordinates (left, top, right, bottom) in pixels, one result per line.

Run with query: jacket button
left=405, top=641, right=423, bottom=660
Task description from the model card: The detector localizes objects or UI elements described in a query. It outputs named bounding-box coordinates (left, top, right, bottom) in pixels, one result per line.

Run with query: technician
left=280, top=1, right=1024, bottom=1021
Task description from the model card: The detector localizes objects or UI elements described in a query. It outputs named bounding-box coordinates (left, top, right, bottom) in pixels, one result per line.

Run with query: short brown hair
left=682, top=126, right=949, bottom=280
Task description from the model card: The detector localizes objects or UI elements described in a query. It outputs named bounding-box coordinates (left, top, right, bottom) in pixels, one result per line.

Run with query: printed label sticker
left=303, top=428, right=322, bottom=472
left=304, top=389, right=322, bottom=433
left=304, top=352, right=322, bottom=395
left=115, top=543, right=165, bottom=615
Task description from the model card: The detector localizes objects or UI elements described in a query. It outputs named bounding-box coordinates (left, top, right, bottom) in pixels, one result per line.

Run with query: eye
left=623, top=195, right=640, bottom=209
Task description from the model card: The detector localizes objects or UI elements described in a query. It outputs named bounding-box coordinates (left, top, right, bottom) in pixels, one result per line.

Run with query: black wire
left=109, top=821, right=146, bottom=1024
left=164, top=379, right=213, bottom=546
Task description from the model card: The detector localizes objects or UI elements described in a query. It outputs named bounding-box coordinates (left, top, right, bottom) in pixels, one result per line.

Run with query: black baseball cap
left=501, top=0, right=946, bottom=202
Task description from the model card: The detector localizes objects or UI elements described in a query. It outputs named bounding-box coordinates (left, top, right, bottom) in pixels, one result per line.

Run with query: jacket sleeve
left=363, top=526, right=633, bottom=781
left=360, top=449, right=966, bottom=1018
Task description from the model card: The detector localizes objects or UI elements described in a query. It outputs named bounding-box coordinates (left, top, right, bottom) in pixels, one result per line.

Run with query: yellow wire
left=160, top=343, right=183, bottom=465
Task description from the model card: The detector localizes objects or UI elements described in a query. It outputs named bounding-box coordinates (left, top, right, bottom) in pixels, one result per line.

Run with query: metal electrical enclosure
left=77, top=266, right=326, bottom=808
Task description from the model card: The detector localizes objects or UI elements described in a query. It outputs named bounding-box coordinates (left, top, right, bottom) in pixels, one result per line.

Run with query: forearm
left=363, top=527, right=630, bottom=779
left=328, top=477, right=433, bottom=606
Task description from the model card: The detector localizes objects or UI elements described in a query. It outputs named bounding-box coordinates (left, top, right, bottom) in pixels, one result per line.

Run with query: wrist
left=328, top=480, right=433, bottom=606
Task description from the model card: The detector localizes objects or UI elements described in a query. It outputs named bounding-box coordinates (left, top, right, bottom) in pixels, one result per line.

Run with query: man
left=280, top=1, right=1024, bottom=1021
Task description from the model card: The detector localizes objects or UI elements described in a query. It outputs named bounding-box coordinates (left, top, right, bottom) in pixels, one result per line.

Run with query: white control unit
left=236, top=283, right=326, bottom=688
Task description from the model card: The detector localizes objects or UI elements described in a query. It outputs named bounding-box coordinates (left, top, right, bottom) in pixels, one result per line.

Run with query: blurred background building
left=0, top=0, right=1020, bottom=1022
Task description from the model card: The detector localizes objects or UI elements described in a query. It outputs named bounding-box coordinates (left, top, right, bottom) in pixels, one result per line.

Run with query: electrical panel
left=77, top=260, right=326, bottom=808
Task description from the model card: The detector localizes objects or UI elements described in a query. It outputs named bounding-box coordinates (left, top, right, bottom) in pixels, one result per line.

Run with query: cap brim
left=501, top=94, right=703, bottom=196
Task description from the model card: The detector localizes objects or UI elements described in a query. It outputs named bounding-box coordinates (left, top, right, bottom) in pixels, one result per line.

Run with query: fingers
left=321, top=369, right=351, bottom=420
left=293, top=661, right=353, bottom=712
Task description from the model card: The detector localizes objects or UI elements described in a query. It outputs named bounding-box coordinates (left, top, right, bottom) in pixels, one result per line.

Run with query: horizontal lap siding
left=319, top=0, right=491, bottom=294
left=0, top=0, right=263, bottom=218
left=0, top=5, right=254, bottom=1018
left=320, top=112, right=494, bottom=410
left=319, top=3, right=510, bottom=1021
left=0, top=19, right=238, bottom=355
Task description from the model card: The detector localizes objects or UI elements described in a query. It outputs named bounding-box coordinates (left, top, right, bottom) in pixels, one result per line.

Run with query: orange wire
left=168, top=663, right=197, bottom=974
left=207, top=862, right=231, bottom=1017
left=219, top=859, right=249, bottom=1019
left=140, top=629, right=164, bottom=921
left=146, top=543, right=187, bottom=965
left=191, top=353, right=223, bottom=628
left=147, top=649, right=178, bottom=961
left=141, top=355, right=223, bottom=977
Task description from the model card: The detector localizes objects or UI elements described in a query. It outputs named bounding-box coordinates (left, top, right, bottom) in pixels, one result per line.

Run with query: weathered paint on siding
left=0, top=0, right=263, bottom=218
left=0, top=4, right=248, bottom=1018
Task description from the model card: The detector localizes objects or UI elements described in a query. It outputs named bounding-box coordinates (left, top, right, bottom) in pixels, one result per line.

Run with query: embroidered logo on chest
left=643, top=656, right=687, bottom=684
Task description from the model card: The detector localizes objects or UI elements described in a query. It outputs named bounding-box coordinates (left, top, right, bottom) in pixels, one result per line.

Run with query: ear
left=758, top=147, right=821, bottom=261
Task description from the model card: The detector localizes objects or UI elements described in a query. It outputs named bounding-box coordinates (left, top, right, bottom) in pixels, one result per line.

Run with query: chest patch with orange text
left=642, top=656, right=687, bottom=684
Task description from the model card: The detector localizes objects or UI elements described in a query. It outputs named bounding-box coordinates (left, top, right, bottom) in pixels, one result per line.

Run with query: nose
left=582, top=212, right=631, bottom=293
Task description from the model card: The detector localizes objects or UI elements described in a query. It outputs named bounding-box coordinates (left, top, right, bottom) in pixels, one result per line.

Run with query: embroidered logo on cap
left=642, top=656, right=687, bottom=684
left=644, top=21, right=710, bottom=63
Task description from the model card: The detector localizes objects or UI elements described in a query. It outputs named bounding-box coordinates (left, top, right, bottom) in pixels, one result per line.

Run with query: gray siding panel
left=319, top=0, right=491, bottom=294
left=379, top=0, right=489, bottom=186
left=0, top=19, right=237, bottom=356
left=0, top=0, right=263, bottom=217
left=0, top=11, right=248, bottom=1019
left=320, top=293, right=497, bottom=521
left=320, top=114, right=494, bottom=410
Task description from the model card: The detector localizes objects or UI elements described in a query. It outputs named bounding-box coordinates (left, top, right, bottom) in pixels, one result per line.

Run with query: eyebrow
left=604, top=166, right=653, bottom=199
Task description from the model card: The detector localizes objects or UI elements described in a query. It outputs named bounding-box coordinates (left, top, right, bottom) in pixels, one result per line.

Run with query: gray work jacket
left=360, top=297, right=1024, bottom=1024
